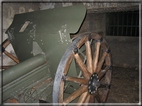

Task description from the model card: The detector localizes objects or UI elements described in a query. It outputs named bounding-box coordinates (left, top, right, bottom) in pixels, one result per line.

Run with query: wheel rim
left=53, top=32, right=112, bottom=105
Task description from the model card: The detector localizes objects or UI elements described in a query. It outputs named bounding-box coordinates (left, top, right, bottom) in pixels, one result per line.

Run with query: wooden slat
left=85, top=40, right=93, bottom=74
left=93, top=42, right=101, bottom=73
left=66, top=76, right=88, bottom=85
left=74, top=53, right=91, bottom=79
left=63, top=86, right=87, bottom=105
left=4, top=50, right=20, bottom=63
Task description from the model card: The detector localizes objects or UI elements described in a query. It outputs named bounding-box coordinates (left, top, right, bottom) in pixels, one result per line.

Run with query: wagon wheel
left=53, top=32, right=112, bottom=105
left=1, top=38, right=19, bottom=69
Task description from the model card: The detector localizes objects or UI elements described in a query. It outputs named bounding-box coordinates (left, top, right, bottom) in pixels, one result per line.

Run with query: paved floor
left=107, top=66, right=139, bottom=103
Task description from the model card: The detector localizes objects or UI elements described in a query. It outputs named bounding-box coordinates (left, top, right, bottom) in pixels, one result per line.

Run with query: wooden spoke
left=1, top=65, right=13, bottom=69
left=83, top=93, right=95, bottom=106
left=64, top=54, right=74, bottom=75
left=2, top=38, right=11, bottom=48
left=1, top=39, right=20, bottom=65
left=93, top=42, right=101, bottom=73
left=98, top=66, right=110, bottom=80
left=95, top=91, right=101, bottom=103
left=4, top=50, right=20, bottom=63
left=105, top=53, right=111, bottom=66
left=89, top=95, right=95, bottom=103
left=105, top=69, right=112, bottom=85
left=76, top=35, right=88, bottom=48
left=63, top=86, right=87, bottom=105
left=59, top=80, right=64, bottom=103
left=85, top=40, right=93, bottom=74
left=99, top=69, right=112, bottom=103
left=74, top=53, right=91, bottom=79
left=84, top=94, right=91, bottom=104
left=77, top=91, right=88, bottom=105
left=66, top=76, right=88, bottom=85
left=100, top=89, right=109, bottom=103
left=95, top=52, right=107, bottom=74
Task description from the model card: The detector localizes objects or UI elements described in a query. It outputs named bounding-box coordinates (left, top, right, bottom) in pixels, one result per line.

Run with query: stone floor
left=107, top=66, right=139, bottom=103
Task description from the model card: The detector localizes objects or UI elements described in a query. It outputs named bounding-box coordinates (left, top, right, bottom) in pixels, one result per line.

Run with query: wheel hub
left=88, top=73, right=100, bottom=94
